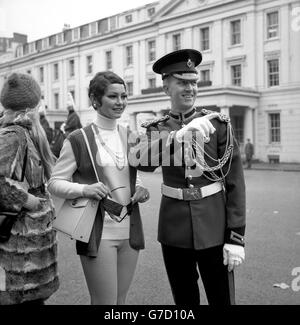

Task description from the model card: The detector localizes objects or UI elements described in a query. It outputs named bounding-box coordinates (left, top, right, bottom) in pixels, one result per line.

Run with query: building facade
left=0, top=0, right=299, bottom=162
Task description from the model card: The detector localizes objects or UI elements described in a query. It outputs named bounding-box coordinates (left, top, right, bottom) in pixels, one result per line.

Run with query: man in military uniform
left=129, top=49, right=246, bottom=305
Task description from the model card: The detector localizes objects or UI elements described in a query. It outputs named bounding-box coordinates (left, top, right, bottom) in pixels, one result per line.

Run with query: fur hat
left=0, top=73, right=41, bottom=111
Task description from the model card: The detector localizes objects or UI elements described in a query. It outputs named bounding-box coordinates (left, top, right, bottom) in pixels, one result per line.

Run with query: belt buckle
left=176, top=188, right=183, bottom=200
left=183, top=187, right=202, bottom=201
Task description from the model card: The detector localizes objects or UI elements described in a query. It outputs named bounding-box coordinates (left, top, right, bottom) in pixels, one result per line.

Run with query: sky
left=0, top=0, right=155, bottom=42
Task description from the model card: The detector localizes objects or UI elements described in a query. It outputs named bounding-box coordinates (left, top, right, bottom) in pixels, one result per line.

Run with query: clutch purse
left=53, top=197, right=99, bottom=243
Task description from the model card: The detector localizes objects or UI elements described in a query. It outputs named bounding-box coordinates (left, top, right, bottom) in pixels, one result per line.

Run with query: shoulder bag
left=52, top=128, right=100, bottom=243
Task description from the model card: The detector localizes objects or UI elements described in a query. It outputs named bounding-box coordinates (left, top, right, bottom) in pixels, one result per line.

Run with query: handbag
left=53, top=128, right=100, bottom=243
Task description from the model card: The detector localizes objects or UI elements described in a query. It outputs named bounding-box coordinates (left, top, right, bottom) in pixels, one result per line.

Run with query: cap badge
left=187, top=59, right=193, bottom=68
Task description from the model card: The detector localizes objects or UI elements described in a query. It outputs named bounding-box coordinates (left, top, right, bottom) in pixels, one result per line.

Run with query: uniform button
left=188, top=175, right=193, bottom=180
left=189, top=184, right=194, bottom=189
left=187, top=166, right=191, bottom=170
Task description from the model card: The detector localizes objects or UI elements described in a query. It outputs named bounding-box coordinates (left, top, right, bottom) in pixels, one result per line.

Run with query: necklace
left=92, top=124, right=126, bottom=171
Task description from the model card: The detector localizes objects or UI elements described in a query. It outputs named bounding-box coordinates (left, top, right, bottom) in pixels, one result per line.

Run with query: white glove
left=176, top=113, right=219, bottom=143
left=223, top=244, right=245, bottom=272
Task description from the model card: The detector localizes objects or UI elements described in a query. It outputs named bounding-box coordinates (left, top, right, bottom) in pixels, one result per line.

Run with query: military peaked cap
left=152, top=49, right=202, bottom=81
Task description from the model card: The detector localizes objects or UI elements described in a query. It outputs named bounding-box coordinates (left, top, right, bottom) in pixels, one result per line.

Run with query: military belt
left=161, top=182, right=223, bottom=201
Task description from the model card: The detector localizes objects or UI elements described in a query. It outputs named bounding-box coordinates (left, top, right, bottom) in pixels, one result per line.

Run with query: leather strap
left=80, top=128, right=130, bottom=219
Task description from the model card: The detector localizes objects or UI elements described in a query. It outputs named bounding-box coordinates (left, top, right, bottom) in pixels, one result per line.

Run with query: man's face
left=163, top=76, right=198, bottom=112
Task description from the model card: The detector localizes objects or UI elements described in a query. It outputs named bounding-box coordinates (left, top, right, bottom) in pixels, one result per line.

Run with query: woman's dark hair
left=88, top=71, right=126, bottom=110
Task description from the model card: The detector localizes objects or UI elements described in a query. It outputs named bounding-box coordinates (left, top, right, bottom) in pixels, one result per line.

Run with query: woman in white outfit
left=48, top=71, right=149, bottom=305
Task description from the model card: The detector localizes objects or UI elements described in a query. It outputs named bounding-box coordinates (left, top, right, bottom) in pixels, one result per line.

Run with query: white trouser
left=80, top=239, right=139, bottom=305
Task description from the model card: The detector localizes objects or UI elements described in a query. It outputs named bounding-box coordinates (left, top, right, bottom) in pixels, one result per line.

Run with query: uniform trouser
left=80, top=239, right=139, bottom=305
left=161, top=244, right=235, bottom=305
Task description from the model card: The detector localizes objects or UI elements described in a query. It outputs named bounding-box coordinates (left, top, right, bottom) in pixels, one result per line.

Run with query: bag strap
left=80, top=128, right=126, bottom=218
left=80, top=128, right=100, bottom=183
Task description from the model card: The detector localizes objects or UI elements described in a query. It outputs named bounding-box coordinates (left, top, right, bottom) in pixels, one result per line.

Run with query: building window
left=231, top=20, right=241, bottom=45
left=80, top=24, right=89, bottom=38
left=98, top=19, right=109, bottom=34
left=57, top=34, right=63, bottom=45
left=268, top=59, right=279, bottom=87
left=267, top=11, right=279, bottom=39
left=29, top=43, right=35, bottom=53
left=91, top=22, right=97, bottom=35
left=148, top=40, right=156, bottom=62
left=23, top=44, right=29, bottom=55
left=125, top=14, right=132, bottom=23
left=53, top=63, right=59, bottom=80
left=200, top=69, right=210, bottom=82
left=54, top=93, right=59, bottom=110
left=86, top=55, right=93, bottom=74
left=148, top=78, right=156, bottom=89
left=126, top=45, right=133, bottom=66
left=35, top=40, right=42, bottom=51
left=148, top=7, right=155, bottom=17
left=126, top=81, right=133, bottom=96
left=232, top=116, right=244, bottom=145
left=110, top=16, right=117, bottom=30
left=73, top=29, right=79, bottom=40
left=69, top=59, right=75, bottom=78
left=231, top=64, right=242, bottom=86
left=39, top=66, right=44, bottom=83
left=106, top=51, right=112, bottom=70
left=269, top=113, right=281, bottom=143
left=200, top=27, right=210, bottom=51
left=63, top=29, right=72, bottom=43
left=173, top=34, right=181, bottom=51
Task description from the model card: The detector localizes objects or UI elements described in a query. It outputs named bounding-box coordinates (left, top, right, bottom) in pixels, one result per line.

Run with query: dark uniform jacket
left=129, top=108, right=246, bottom=250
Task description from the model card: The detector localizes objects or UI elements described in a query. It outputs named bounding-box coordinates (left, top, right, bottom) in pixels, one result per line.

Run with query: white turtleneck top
left=48, top=113, right=143, bottom=240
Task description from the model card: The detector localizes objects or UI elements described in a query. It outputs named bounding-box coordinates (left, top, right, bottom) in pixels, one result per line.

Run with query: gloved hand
left=176, top=112, right=219, bottom=142
left=223, top=244, right=245, bottom=272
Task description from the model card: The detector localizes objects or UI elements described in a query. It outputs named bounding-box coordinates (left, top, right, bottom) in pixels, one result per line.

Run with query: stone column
left=244, top=106, right=256, bottom=144
left=220, top=106, right=230, bottom=116
left=183, top=27, right=193, bottom=48
left=129, top=113, right=137, bottom=132
left=156, top=111, right=164, bottom=119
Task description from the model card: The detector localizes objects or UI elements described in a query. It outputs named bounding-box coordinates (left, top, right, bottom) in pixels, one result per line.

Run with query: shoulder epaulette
left=201, top=109, right=231, bottom=123
left=141, top=115, right=170, bottom=128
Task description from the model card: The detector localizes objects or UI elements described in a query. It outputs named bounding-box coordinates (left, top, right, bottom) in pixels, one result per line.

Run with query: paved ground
left=47, top=166, right=300, bottom=305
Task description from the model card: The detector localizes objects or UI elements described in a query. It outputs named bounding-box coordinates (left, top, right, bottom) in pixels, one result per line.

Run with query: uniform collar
left=169, top=107, right=196, bottom=124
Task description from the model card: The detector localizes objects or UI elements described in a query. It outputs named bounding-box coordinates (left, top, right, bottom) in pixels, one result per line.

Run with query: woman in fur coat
left=0, top=73, right=59, bottom=305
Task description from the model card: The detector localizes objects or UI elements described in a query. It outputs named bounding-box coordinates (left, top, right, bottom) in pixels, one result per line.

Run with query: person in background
left=0, top=73, right=59, bottom=305
left=244, top=139, right=254, bottom=169
left=39, top=104, right=53, bottom=144
left=63, top=92, right=82, bottom=136
left=48, top=71, right=149, bottom=305
left=50, top=124, right=65, bottom=158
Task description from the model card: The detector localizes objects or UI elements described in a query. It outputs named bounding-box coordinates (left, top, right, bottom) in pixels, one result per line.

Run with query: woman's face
left=96, top=83, right=128, bottom=120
